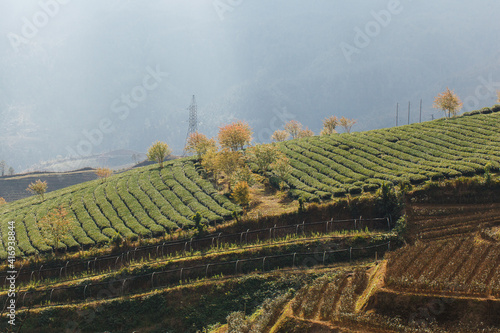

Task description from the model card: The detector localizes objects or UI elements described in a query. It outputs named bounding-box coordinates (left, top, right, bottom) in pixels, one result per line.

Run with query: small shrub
left=231, top=181, right=251, bottom=207
left=348, top=186, right=362, bottom=195
left=226, top=311, right=249, bottom=333
left=491, top=104, right=500, bottom=113
left=110, top=233, right=123, bottom=249
left=393, top=215, right=407, bottom=240
left=480, top=107, right=492, bottom=114
left=298, top=197, right=305, bottom=214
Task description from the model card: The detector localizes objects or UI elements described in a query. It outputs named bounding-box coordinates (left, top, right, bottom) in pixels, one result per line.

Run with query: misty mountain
left=1, top=0, right=500, bottom=172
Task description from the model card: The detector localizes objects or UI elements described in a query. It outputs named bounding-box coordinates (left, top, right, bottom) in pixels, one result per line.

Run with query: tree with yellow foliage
left=271, top=129, right=289, bottom=142
left=27, top=179, right=47, bottom=201
left=247, top=144, right=280, bottom=172
left=147, top=141, right=172, bottom=168
left=284, top=120, right=303, bottom=139
left=218, top=150, right=245, bottom=191
left=321, top=116, right=338, bottom=135
left=39, top=205, right=73, bottom=254
left=95, top=167, right=113, bottom=182
left=433, top=87, right=463, bottom=118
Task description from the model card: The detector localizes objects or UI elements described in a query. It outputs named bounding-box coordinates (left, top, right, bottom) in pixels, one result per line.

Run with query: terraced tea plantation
left=281, top=110, right=500, bottom=201
left=1, top=110, right=500, bottom=259
left=0, top=160, right=240, bottom=258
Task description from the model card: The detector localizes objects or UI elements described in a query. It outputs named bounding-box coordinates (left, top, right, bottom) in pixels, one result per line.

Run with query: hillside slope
left=280, top=109, right=500, bottom=201
left=0, top=159, right=240, bottom=258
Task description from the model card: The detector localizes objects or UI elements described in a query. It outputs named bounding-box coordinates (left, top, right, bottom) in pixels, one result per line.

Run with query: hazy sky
left=1, top=0, right=500, bottom=171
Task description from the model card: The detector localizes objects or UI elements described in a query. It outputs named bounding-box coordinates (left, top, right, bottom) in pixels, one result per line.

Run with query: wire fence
left=1, top=217, right=390, bottom=286
left=0, top=241, right=391, bottom=311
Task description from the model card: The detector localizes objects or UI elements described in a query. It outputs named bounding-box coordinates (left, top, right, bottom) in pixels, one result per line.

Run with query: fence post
left=83, top=285, right=88, bottom=300
left=246, top=229, right=250, bottom=244
left=39, top=265, right=44, bottom=280
left=293, top=253, right=296, bottom=267
left=151, top=272, right=155, bottom=289
left=349, top=247, right=352, bottom=262
left=121, top=279, right=127, bottom=295
left=22, top=292, right=29, bottom=307
left=323, top=251, right=326, bottom=265
left=190, top=238, right=193, bottom=253
left=205, top=264, right=210, bottom=278
left=65, top=261, right=70, bottom=277
left=302, top=221, right=305, bottom=235
left=235, top=260, right=239, bottom=274
left=387, top=217, right=391, bottom=231
left=262, top=257, right=266, bottom=272
left=49, top=289, right=54, bottom=303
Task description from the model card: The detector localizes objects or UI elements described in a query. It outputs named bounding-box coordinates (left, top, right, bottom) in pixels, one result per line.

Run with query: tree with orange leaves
left=185, top=132, right=217, bottom=158
left=298, top=127, right=314, bottom=138
left=339, top=116, right=357, bottom=134
left=433, top=87, right=463, bottom=118
left=218, top=121, right=252, bottom=151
